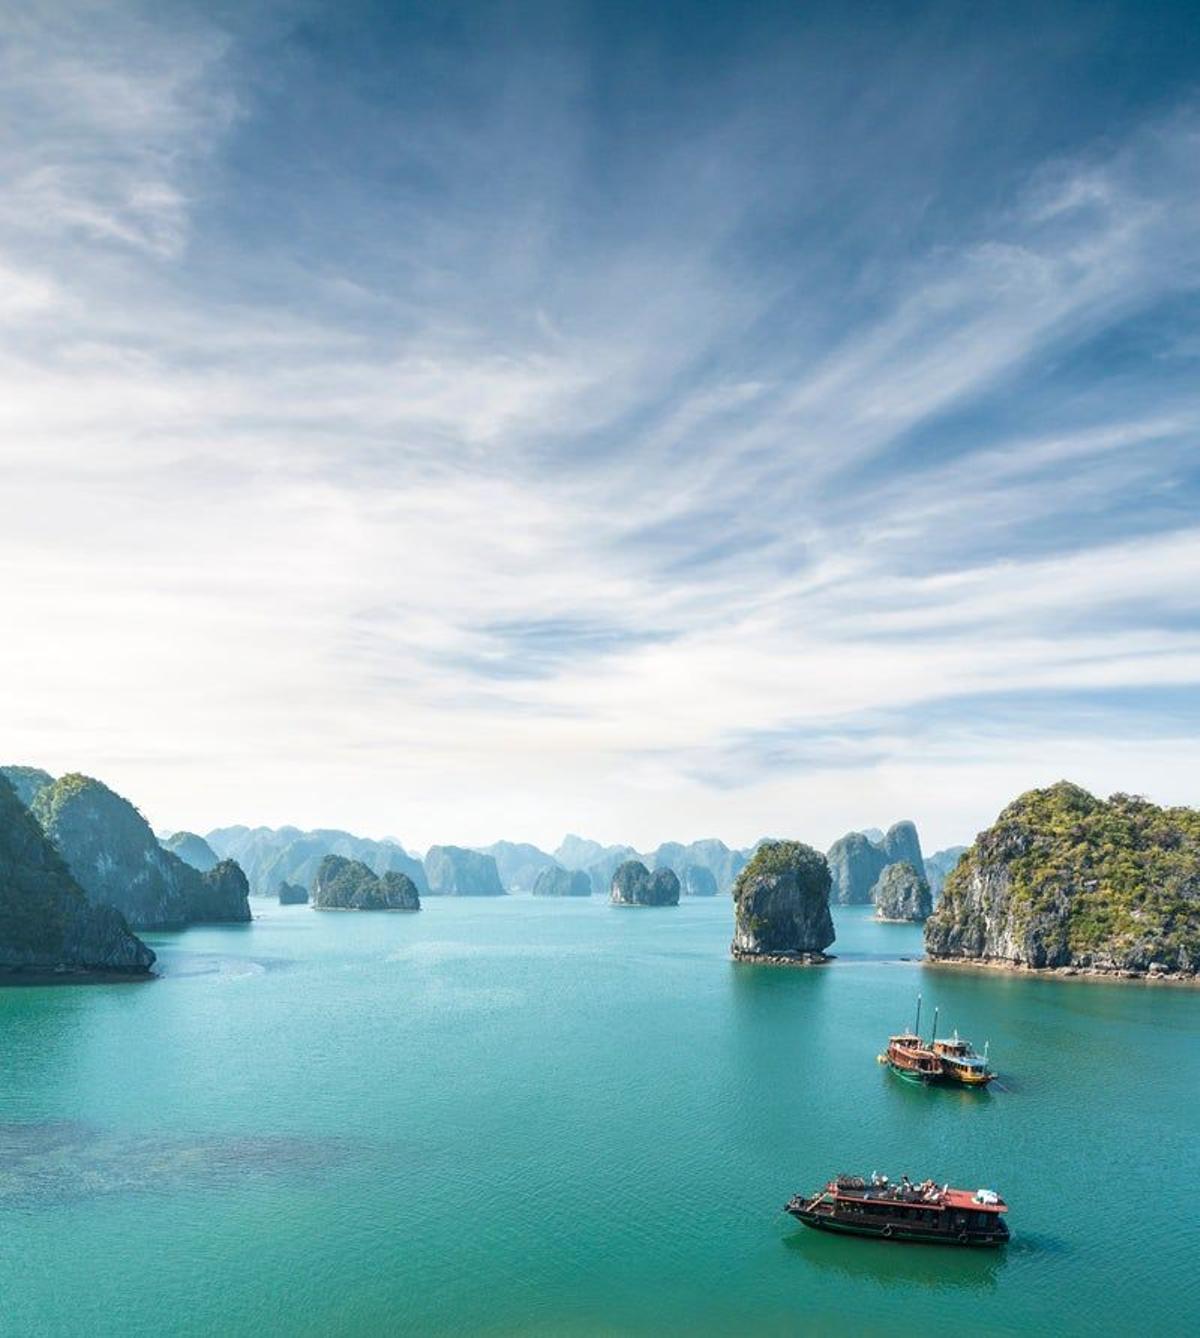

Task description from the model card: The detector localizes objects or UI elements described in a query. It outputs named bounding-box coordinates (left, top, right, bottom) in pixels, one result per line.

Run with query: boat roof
left=943, top=1188, right=1007, bottom=1213
left=828, top=1179, right=1007, bottom=1214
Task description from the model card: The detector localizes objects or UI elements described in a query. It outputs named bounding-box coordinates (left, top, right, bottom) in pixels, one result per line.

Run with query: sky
left=2, top=0, right=1199, bottom=854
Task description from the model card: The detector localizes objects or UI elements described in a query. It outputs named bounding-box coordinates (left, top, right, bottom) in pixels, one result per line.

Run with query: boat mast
left=913, top=993, right=922, bottom=1036
left=929, top=1006, right=939, bottom=1046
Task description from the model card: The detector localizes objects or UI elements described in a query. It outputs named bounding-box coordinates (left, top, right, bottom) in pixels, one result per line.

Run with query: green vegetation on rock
left=872, top=861, right=932, bottom=922
left=312, top=856, right=420, bottom=910
left=731, top=840, right=834, bottom=959
left=32, top=773, right=250, bottom=929
left=924, top=845, right=967, bottom=898
left=0, top=765, right=55, bottom=810
left=0, top=776, right=155, bottom=976
left=610, top=860, right=680, bottom=906
left=925, top=781, right=1200, bottom=972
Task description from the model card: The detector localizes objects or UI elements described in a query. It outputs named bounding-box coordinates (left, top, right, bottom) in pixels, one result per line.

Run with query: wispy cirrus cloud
left=1, top=1, right=1199, bottom=850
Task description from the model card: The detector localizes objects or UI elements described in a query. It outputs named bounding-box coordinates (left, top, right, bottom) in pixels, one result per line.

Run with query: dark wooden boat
left=785, top=1173, right=1009, bottom=1246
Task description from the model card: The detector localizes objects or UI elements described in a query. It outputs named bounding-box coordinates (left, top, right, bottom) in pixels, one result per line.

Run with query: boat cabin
left=786, top=1174, right=1010, bottom=1246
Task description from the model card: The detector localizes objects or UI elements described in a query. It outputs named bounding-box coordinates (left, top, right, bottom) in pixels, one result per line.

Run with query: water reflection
left=879, top=1068, right=999, bottom=1110
left=783, top=1225, right=1005, bottom=1291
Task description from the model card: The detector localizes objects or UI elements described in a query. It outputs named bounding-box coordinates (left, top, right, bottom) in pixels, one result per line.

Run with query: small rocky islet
left=730, top=840, right=836, bottom=965
left=311, top=856, right=421, bottom=911
left=4, top=759, right=1197, bottom=985
left=873, top=861, right=933, bottom=922
left=826, top=820, right=925, bottom=906
left=610, top=860, right=680, bottom=906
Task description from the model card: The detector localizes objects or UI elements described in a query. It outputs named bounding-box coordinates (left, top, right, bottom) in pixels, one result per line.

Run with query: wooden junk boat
left=879, top=996, right=995, bottom=1088
left=786, top=1173, right=1010, bottom=1246
left=932, top=1030, right=994, bottom=1087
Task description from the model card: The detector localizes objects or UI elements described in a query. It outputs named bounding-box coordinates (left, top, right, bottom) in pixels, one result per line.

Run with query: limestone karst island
left=5, top=1, right=1200, bottom=1334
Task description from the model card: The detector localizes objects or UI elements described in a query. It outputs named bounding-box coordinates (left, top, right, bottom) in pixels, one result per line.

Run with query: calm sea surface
left=1, top=898, right=1198, bottom=1336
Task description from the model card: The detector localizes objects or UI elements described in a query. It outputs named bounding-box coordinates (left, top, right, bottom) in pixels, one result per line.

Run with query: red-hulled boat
left=786, top=1173, right=1009, bottom=1246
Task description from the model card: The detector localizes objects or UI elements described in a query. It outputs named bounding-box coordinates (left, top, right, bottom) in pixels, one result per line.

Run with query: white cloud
left=1, top=7, right=1198, bottom=853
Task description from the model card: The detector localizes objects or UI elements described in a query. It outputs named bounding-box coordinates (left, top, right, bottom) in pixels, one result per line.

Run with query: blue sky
left=2, top=0, right=1199, bottom=850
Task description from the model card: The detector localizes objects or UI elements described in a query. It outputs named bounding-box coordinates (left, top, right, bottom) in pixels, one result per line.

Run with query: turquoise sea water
left=1, top=898, right=1198, bottom=1337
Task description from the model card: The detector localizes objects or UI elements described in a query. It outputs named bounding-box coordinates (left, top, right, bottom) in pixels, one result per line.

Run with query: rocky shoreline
left=923, top=956, right=1199, bottom=986
left=730, top=947, right=832, bottom=967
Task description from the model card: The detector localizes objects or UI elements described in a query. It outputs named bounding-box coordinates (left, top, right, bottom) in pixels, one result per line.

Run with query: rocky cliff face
left=554, top=834, right=608, bottom=869
left=311, top=856, right=420, bottom=910
left=553, top=836, right=643, bottom=894
left=32, top=774, right=250, bottom=929
left=206, top=826, right=429, bottom=897
left=652, top=840, right=747, bottom=893
left=161, top=830, right=220, bottom=872
left=826, top=821, right=925, bottom=904
left=476, top=841, right=559, bottom=892
left=731, top=840, right=835, bottom=962
left=532, top=866, right=591, bottom=897
left=583, top=846, right=640, bottom=895
left=190, top=861, right=252, bottom=922
left=610, top=860, right=680, bottom=906
left=825, top=832, right=887, bottom=904
left=882, top=820, right=924, bottom=872
left=0, top=765, right=55, bottom=810
left=924, top=846, right=967, bottom=898
left=205, top=825, right=301, bottom=892
left=423, top=845, right=505, bottom=895
left=681, top=864, right=718, bottom=896
left=873, top=861, right=932, bottom=921
left=925, top=782, right=1200, bottom=975
left=0, top=776, right=155, bottom=976
left=277, top=881, right=309, bottom=905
